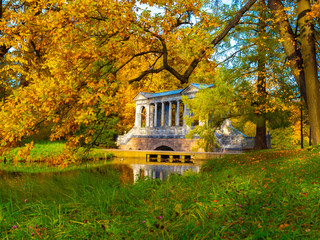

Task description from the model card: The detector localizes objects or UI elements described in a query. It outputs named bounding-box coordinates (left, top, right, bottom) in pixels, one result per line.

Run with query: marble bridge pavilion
left=117, top=83, right=255, bottom=152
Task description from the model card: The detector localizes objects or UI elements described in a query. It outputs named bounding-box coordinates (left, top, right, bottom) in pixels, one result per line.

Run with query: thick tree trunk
left=254, top=123, right=268, bottom=150
left=0, top=0, right=9, bottom=58
left=300, top=104, right=304, bottom=149
left=254, top=0, right=268, bottom=150
left=254, top=59, right=268, bottom=150
left=267, top=0, right=307, bottom=103
left=0, top=0, right=10, bottom=101
left=297, top=0, right=320, bottom=145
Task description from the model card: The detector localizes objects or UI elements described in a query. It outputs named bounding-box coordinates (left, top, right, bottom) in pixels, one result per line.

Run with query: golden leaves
left=0, top=0, right=220, bottom=153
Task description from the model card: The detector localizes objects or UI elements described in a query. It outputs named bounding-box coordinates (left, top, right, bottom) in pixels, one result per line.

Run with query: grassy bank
left=0, top=150, right=319, bottom=239
left=0, top=140, right=113, bottom=172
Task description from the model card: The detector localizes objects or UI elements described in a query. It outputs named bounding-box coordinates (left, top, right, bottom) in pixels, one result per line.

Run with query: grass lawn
left=0, top=149, right=319, bottom=239
left=0, top=140, right=113, bottom=173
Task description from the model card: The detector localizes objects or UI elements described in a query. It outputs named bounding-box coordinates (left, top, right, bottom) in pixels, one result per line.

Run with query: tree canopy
left=0, top=0, right=319, bottom=156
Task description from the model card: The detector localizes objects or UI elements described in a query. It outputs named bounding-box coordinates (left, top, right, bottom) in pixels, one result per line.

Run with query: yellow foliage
left=0, top=0, right=219, bottom=155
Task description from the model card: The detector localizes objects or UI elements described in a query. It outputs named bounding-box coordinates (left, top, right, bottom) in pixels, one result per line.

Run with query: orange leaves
left=17, top=141, right=34, bottom=160
left=309, top=1, right=320, bottom=18
left=279, top=223, right=289, bottom=230
left=0, top=0, right=221, bottom=153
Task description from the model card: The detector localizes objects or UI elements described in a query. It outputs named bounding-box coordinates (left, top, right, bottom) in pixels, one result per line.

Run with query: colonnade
left=135, top=100, right=188, bottom=128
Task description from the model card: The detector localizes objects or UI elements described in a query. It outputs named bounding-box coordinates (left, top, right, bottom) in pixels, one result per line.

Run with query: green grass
left=0, top=140, right=113, bottom=172
left=0, top=140, right=66, bottom=161
left=0, top=149, right=319, bottom=239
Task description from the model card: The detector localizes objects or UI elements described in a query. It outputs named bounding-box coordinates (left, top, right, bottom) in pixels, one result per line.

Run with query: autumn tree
left=267, top=0, right=320, bottom=146
left=3, top=0, right=319, bottom=157
left=0, top=0, right=260, bottom=155
left=0, top=0, right=140, bottom=155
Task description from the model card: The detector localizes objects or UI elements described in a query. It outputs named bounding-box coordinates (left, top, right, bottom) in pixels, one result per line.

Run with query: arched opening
left=172, top=103, right=176, bottom=126
left=154, top=145, right=174, bottom=151
left=165, top=102, right=169, bottom=126
left=141, top=106, right=146, bottom=127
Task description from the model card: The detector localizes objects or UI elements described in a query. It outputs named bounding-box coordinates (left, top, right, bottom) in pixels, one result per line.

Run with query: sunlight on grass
left=0, top=140, right=112, bottom=173
left=0, top=149, right=319, bottom=239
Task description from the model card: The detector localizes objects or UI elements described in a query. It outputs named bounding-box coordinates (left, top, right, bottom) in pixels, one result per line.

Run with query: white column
left=168, top=101, right=172, bottom=127
left=183, top=104, right=187, bottom=126
left=176, top=100, right=180, bottom=126
left=154, top=103, right=158, bottom=127
left=135, top=105, right=140, bottom=127
left=150, top=105, right=155, bottom=127
left=161, top=102, right=165, bottom=127
left=146, top=105, right=150, bottom=127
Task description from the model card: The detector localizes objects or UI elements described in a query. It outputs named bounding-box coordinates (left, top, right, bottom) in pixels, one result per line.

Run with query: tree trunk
left=267, top=0, right=307, bottom=103
left=0, top=0, right=9, bottom=58
left=300, top=104, right=304, bottom=149
left=297, top=0, right=320, bottom=145
left=254, top=0, right=268, bottom=150
left=255, top=123, right=268, bottom=149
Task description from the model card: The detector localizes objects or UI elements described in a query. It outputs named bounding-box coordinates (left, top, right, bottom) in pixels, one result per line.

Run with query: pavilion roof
left=134, top=83, right=213, bottom=101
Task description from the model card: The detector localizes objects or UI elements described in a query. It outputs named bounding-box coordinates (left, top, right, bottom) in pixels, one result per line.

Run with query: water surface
left=0, top=158, right=203, bottom=184
left=110, top=158, right=202, bottom=183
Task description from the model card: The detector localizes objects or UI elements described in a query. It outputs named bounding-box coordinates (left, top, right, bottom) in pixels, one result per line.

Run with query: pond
left=0, top=158, right=204, bottom=185
left=110, top=158, right=202, bottom=183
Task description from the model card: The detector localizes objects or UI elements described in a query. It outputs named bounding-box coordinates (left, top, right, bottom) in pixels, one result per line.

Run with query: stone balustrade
left=117, top=126, right=192, bottom=146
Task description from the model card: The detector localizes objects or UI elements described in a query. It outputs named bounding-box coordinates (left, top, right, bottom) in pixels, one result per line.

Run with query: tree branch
left=182, top=0, right=257, bottom=81
left=216, top=44, right=255, bottom=66
left=128, top=0, right=257, bottom=84
left=128, top=66, right=165, bottom=84
left=114, top=50, right=163, bottom=74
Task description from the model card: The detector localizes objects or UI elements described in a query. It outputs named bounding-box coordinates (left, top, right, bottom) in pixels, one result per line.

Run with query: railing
left=117, top=127, right=137, bottom=145
left=117, top=126, right=190, bottom=145
left=216, top=135, right=244, bottom=151
left=242, top=137, right=255, bottom=149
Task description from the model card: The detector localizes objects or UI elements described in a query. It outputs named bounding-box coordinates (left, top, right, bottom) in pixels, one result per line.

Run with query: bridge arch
left=152, top=141, right=175, bottom=151
left=155, top=145, right=174, bottom=151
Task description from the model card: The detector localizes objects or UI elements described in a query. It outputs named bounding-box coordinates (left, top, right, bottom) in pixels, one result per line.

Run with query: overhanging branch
left=128, top=0, right=257, bottom=84
left=128, top=66, right=165, bottom=84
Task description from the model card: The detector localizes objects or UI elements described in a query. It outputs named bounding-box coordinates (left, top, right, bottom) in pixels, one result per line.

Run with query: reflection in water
left=0, top=158, right=202, bottom=184
left=111, top=158, right=201, bottom=183
left=131, top=164, right=200, bottom=182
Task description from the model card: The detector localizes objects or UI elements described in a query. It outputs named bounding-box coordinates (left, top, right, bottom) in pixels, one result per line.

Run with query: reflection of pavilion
left=131, top=164, right=201, bottom=182
left=117, top=83, right=266, bottom=152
